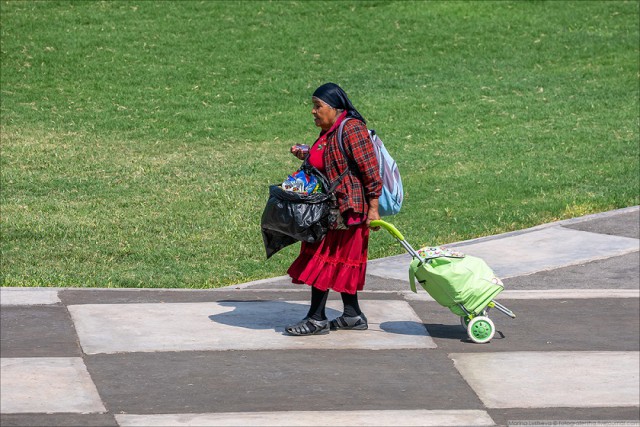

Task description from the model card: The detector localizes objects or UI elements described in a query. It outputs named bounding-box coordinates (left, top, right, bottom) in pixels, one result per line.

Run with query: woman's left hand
left=367, top=198, right=381, bottom=231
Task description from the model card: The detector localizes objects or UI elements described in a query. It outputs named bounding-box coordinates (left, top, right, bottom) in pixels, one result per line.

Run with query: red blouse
left=308, top=112, right=382, bottom=225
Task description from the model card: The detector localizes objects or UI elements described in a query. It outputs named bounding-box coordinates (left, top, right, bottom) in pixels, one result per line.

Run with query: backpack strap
left=336, top=118, right=353, bottom=168
left=337, top=117, right=367, bottom=177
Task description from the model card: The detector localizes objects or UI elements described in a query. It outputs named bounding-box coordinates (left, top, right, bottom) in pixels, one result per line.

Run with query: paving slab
left=114, top=409, right=495, bottom=426
left=487, top=407, right=640, bottom=427
left=564, top=209, right=640, bottom=239
left=401, top=288, right=640, bottom=304
left=368, top=226, right=639, bottom=281
left=0, top=357, right=106, bottom=414
left=450, top=351, right=640, bottom=408
left=502, top=250, right=639, bottom=290
left=0, top=288, right=60, bottom=306
left=69, top=300, right=435, bottom=354
left=1, top=306, right=81, bottom=357
left=58, top=287, right=398, bottom=305
left=464, top=289, right=640, bottom=300
left=0, top=414, right=118, bottom=427
left=409, top=298, right=640, bottom=352
left=85, top=349, right=484, bottom=414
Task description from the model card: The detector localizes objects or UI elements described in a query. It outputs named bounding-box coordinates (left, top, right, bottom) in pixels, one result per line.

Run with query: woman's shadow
left=208, top=300, right=341, bottom=333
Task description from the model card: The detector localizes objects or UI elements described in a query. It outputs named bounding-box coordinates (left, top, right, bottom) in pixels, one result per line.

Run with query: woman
left=285, top=82, right=382, bottom=336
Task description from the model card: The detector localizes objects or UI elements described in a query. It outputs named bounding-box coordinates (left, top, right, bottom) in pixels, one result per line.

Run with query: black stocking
left=340, top=291, right=362, bottom=317
left=306, top=286, right=329, bottom=321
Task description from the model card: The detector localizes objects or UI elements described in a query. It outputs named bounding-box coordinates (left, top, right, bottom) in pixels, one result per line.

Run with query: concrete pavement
left=1, top=206, right=639, bottom=426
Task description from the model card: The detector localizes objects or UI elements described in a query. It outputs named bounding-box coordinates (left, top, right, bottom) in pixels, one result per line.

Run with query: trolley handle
left=370, top=219, right=404, bottom=241
left=370, top=219, right=425, bottom=262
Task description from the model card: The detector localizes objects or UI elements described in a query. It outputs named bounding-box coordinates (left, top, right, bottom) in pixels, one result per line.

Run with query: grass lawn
left=1, top=1, right=638, bottom=288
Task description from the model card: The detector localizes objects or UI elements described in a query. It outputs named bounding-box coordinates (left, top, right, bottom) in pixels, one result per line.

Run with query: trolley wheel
left=467, top=316, right=495, bottom=344
left=460, top=316, right=471, bottom=328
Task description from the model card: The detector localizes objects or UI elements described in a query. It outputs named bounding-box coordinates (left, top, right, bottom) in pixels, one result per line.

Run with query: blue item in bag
left=281, top=170, right=320, bottom=195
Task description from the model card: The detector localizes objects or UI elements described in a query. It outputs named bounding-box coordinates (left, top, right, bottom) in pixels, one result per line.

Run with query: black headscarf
left=312, top=82, right=366, bottom=124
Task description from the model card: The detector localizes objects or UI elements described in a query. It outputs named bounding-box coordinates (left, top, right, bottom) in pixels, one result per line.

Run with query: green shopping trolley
left=371, top=220, right=516, bottom=343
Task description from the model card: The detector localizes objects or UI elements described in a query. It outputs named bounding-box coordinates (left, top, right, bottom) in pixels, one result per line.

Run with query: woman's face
left=311, top=97, right=339, bottom=131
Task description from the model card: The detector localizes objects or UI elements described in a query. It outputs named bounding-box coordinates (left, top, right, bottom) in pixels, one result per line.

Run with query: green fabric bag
left=409, top=252, right=504, bottom=317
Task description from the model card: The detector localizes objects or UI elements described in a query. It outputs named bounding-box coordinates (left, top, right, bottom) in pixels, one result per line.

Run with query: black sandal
left=285, top=318, right=330, bottom=336
left=329, top=313, right=368, bottom=331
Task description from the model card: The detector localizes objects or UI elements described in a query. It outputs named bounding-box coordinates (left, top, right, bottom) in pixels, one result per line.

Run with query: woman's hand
left=290, top=144, right=309, bottom=160
left=367, top=198, right=381, bottom=231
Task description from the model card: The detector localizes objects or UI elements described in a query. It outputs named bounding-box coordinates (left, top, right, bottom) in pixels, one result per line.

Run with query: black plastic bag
left=261, top=185, right=332, bottom=258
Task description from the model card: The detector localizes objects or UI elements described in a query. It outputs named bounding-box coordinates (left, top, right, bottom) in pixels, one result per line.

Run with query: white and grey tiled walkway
left=1, top=207, right=639, bottom=427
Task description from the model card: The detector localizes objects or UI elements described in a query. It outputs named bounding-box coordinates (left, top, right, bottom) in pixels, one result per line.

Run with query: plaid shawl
left=323, top=119, right=382, bottom=215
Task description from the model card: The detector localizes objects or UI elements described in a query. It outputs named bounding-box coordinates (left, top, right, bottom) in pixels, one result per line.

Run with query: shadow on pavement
left=208, top=300, right=341, bottom=331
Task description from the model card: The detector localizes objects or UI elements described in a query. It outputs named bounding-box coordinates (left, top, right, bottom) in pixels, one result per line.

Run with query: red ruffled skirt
left=287, top=223, right=370, bottom=294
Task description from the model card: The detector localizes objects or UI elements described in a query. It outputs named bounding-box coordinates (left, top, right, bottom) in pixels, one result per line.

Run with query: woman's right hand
left=367, top=198, right=381, bottom=231
left=290, top=144, right=309, bottom=160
